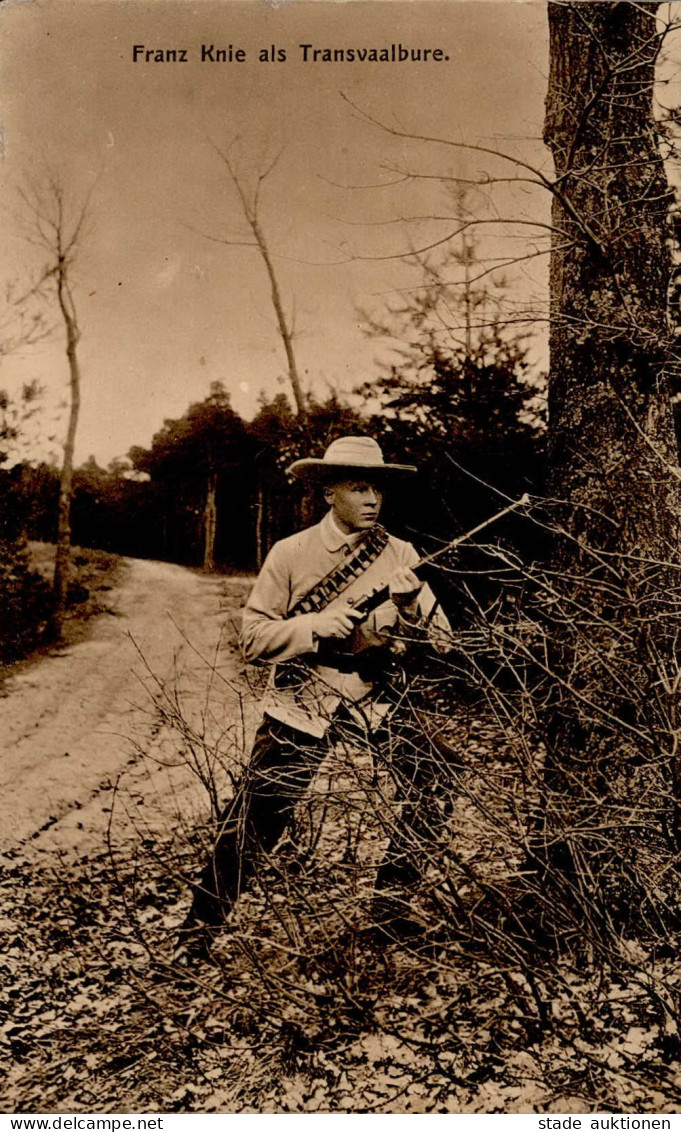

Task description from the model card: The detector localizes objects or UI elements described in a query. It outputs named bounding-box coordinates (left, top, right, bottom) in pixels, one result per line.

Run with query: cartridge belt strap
left=286, top=524, right=390, bottom=618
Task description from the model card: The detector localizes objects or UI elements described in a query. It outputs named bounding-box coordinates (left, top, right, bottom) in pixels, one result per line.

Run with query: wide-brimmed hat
left=287, top=436, right=417, bottom=481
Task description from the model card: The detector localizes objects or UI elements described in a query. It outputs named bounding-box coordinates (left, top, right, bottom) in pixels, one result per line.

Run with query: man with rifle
left=179, top=435, right=450, bottom=959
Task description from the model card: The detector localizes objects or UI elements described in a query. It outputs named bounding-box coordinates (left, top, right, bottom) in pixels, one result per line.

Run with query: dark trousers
left=190, top=716, right=325, bottom=925
left=189, top=708, right=442, bottom=927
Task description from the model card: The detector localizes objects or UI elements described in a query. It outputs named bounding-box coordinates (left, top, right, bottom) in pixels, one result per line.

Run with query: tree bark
left=545, top=1, right=678, bottom=547
left=539, top=1, right=681, bottom=934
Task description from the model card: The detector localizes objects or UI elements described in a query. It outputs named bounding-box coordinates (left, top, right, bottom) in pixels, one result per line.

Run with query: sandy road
left=0, top=558, right=256, bottom=862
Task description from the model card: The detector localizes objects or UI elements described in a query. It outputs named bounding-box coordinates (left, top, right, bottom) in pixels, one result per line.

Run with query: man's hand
left=389, top=567, right=423, bottom=619
left=313, top=601, right=365, bottom=641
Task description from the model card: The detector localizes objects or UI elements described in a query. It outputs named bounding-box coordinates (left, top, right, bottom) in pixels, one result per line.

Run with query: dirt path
left=0, top=558, right=256, bottom=864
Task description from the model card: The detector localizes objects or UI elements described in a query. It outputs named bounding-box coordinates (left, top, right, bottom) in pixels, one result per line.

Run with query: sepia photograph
left=0, top=0, right=680, bottom=1117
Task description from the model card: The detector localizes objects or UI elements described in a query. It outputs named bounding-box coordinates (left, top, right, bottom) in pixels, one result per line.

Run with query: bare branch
left=206, top=139, right=308, bottom=419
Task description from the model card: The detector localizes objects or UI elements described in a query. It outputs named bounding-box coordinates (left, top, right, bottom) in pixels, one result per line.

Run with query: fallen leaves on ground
left=2, top=704, right=681, bottom=1113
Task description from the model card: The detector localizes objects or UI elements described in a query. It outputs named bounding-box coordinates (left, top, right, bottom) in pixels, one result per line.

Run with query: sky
left=0, top=0, right=551, bottom=466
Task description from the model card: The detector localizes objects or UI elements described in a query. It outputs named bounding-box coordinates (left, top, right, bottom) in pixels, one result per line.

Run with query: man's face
left=324, top=479, right=384, bottom=534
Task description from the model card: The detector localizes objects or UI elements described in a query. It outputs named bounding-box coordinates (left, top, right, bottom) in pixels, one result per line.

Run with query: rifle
left=340, top=493, right=530, bottom=622
left=314, top=493, right=529, bottom=669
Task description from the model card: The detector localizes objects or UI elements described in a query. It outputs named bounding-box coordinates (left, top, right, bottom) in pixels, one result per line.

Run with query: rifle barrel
left=347, top=493, right=529, bottom=619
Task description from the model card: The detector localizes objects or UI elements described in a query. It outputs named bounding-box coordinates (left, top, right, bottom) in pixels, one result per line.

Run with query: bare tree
left=203, top=143, right=308, bottom=423
left=17, top=177, right=93, bottom=636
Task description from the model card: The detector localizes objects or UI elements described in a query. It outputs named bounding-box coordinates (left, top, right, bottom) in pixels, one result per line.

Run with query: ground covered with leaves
left=2, top=702, right=681, bottom=1114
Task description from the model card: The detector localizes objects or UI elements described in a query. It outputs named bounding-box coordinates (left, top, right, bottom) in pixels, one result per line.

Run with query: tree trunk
left=203, top=472, right=217, bottom=571
left=251, top=213, right=308, bottom=423
left=255, top=476, right=265, bottom=570
left=545, top=1, right=678, bottom=540
left=538, top=1, right=681, bottom=936
left=51, top=272, right=81, bottom=638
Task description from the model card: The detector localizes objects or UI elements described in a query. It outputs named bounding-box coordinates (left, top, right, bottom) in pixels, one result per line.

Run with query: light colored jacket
left=241, top=510, right=449, bottom=737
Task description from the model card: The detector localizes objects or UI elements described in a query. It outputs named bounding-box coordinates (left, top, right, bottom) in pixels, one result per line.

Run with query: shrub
left=0, top=537, right=53, bottom=663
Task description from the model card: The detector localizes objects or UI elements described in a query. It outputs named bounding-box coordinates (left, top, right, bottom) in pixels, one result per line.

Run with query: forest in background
left=0, top=237, right=547, bottom=662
